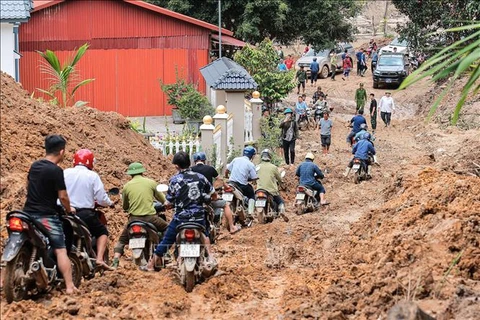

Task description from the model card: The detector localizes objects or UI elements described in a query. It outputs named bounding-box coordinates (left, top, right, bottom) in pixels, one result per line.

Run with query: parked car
left=372, top=53, right=411, bottom=89
left=379, top=37, right=410, bottom=55
left=296, top=43, right=355, bottom=78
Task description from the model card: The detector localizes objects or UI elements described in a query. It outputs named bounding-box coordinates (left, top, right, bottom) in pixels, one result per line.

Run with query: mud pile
left=281, top=168, right=480, bottom=319
left=0, top=72, right=176, bottom=240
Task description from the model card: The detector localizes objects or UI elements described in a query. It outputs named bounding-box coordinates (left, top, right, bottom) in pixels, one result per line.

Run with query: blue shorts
left=32, top=215, right=66, bottom=249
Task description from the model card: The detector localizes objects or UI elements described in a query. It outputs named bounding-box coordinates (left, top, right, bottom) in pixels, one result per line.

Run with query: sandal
left=139, top=265, right=156, bottom=272
left=230, top=226, right=242, bottom=234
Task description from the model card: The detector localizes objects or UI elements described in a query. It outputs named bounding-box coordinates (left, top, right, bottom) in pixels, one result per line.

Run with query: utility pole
left=218, top=0, right=222, bottom=58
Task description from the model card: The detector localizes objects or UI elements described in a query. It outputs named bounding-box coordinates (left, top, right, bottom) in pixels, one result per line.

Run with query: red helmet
left=73, top=149, right=95, bottom=170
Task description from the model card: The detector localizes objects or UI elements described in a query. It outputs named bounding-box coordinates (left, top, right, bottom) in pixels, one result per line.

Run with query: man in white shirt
left=379, top=91, right=395, bottom=127
left=64, top=149, right=113, bottom=270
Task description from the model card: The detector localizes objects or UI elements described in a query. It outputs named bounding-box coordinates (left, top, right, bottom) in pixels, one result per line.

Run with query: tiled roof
left=200, top=57, right=257, bottom=91
left=1, top=0, right=33, bottom=21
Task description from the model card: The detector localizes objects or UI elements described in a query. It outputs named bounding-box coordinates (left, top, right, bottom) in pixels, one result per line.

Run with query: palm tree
left=37, top=43, right=94, bottom=108
left=399, top=23, right=480, bottom=125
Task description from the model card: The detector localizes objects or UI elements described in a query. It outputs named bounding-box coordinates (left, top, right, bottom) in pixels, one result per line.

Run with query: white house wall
left=1, top=23, right=15, bottom=78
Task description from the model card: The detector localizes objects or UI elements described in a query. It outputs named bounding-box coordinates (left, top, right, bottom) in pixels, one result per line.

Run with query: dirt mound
left=281, top=168, right=480, bottom=319
left=0, top=72, right=176, bottom=240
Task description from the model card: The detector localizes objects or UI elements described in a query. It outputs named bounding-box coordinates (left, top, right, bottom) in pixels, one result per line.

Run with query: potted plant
left=160, top=71, right=189, bottom=124
left=176, top=90, right=215, bottom=134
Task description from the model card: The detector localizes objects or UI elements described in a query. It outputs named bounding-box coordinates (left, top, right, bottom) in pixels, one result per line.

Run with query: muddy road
left=1, top=73, right=479, bottom=319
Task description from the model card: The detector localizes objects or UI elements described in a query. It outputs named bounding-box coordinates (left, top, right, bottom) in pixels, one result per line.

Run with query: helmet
left=284, top=108, right=293, bottom=114
left=305, top=152, right=315, bottom=160
left=127, top=162, right=146, bottom=175
left=261, top=149, right=271, bottom=161
left=73, top=149, right=95, bottom=170
left=363, top=132, right=371, bottom=140
left=243, top=146, right=256, bottom=159
left=193, top=151, right=207, bottom=162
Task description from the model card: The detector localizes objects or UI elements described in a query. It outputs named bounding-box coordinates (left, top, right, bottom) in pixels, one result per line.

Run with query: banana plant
left=398, top=23, right=480, bottom=125
left=37, top=43, right=94, bottom=108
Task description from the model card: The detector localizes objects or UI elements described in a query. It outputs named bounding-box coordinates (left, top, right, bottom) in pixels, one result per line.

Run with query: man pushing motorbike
left=64, top=149, right=114, bottom=271
left=111, top=162, right=168, bottom=269
left=256, top=149, right=289, bottom=222
left=190, top=152, right=241, bottom=234
left=142, top=152, right=215, bottom=271
left=22, top=135, right=78, bottom=294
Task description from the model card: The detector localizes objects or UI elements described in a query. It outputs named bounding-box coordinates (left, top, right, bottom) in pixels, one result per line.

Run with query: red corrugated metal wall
left=19, top=0, right=209, bottom=116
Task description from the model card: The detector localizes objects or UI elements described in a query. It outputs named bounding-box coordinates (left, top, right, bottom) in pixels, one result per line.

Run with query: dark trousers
left=381, top=111, right=391, bottom=126
left=237, top=182, right=255, bottom=200
left=306, top=181, right=325, bottom=202
left=114, top=214, right=168, bottom=254
left=282, top=139, right=296, bottom=165
left=357, top=61, right=361, bottom=75
left=310, top=72, right=318, bottom=83
left=371, top=114, right=377, bottom=130
left=154, top=216, right=207, bottom=257
left=330, top=64, right=336, bottom=79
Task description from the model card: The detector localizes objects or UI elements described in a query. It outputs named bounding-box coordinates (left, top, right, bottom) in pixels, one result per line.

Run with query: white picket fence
left=150, top=137, right=201, bottom=157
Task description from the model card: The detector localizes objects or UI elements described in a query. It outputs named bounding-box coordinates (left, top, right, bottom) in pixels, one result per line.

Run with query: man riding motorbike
left=143, top=151, right=215, bottom=271
left=111, top=162, right=168, bottom=269
left=190, top=152, right=241, bottom=234
left=225, top=146, right=258, bottom=215
left=346, top=109, right=367, bottom=146
left=343, top=132, right=376, bottom=178
left=295, top=153, right=329, bottom=206
left=354, top=123, right=368, bottom=142
left=256, top=149, right=289, bottom=222
left=22, top=135, right=78, bottom=294
left=64, top=149, right=114, bottom=271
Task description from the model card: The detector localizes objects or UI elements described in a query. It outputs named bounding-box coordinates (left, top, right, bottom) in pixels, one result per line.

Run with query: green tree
left=399, top=23, right=480, bottom=125
left=234, top=39, right=295, bottom=106
left=145, top=0, right=358, bottom=47
left=37, top=43, right=94, bottom=108
left=392, top=0, right=480, bottom=52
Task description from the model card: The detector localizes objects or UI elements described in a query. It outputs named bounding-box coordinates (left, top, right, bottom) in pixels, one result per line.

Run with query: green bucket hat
left=127, top=162, right=146, bottom=175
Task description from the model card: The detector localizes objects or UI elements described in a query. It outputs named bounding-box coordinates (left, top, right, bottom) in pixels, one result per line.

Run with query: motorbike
left=352, top=155, right=374, bottom=184
left=62, top=187, right=120, bottom=279
left=254, top=171, right=286, bottom=224
left=127, top=185, right=168, bottom=267
left=294, top=186, right=317, bottom=215
left=222, top=182, right=250, bottom=227
left=205, top=192, right=224, bottom=244
left=174, top=219, right=217, bottom=292
left=297, top=112, right=311, bottom=131
left=2, top=211, right=83, bottom=303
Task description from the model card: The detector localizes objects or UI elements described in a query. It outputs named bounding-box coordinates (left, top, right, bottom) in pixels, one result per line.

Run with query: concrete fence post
left=250, top=91, right=263, bottom=143
left=213, top=105, right=228, bottom=170
left=199, top=115, right=215, bottom=163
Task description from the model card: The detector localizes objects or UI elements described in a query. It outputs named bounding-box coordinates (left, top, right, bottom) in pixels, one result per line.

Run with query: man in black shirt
left=191, top=152, right=241, bottom=234
left=23, top=135, right=78, bottom=294
left=369, top=93, right=378, bottom=134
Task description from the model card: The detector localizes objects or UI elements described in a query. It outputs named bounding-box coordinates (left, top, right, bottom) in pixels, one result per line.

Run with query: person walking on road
left=296, top=66, right=307, bottom=94
left=355, top=83, right=367, bottom=113
left=330, top=50, right=338, bottom=80
left=379, top=91, right=395, bottom=127
left=279, top=108, right=299, bottom=166
left=356, top=49, right=364, bottom=76
left=310, top=58, right=320, bottom=86
left=319, top=112, right=333, bottom=155
left=342, top=54, right=352, bottom=80
left=369, top=93, right=378, bottom=133
left=285, top=54, right=294, bottom=70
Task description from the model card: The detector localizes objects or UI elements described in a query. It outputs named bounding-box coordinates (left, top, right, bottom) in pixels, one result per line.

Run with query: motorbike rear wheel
left=184, top=263, right=195, bottom=293
left=4, top=246, right=31, bottom=303
left=257, top=209, right=265, bottom=224
left=296, top=203, right=305, bottom=215
left=69, top=253, right=83, bottom=288
left=354, top=171, right=361, bottom=184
